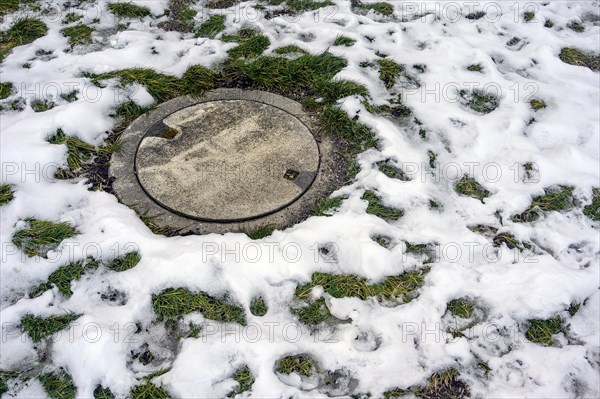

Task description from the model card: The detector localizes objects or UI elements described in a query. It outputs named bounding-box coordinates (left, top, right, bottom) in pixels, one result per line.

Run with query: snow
left=1, top=0, right=599, bottom=398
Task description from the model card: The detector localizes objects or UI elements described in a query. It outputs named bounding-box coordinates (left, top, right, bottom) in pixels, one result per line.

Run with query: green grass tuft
left=276, top=354, right=317, bottom=376
left=362, top=190, right=403, bottom=220
left=455, top=176, right=490, bottom=201
left=459, top=89, right=499, bottom=114
left=314, top=196, right=344, bottom=216
left=22, top=313, right=80, bottom=342
left=385, top=368, right=469, bottom=399
left=62, top=12, right=82, bottom=24
left=523, top=11, right=535, bottom=22
left=228, top=366, right=254, bottom=397
left=377, top=161, right=407, bottom=180
left=60, top=25, right=93, bottom=46
left=0, top=0, right=39, bottom=18
left=526, top=316, right=563, bottom=346
left=583, top=188, right=600, bottom=221
left=31, top=99, right=54, bottom=112
left=48, top=129, right=97, bottom=171
left=196, top=15, right=225, bottom=38
left=333, top=35, right=356, bottom=46
left=467, top=64, right=483, bottom=72
left=294, top=297, right=332, bottom=325
left=105, top=251, right=140, bottom=272
left=130, top=381, right=169, bottom=399
left=353, top=1, right=394, bottom=16
left=0, top=184, right=14, bottom=206
left=46, top=258, right=99, bottom=296
left=93, top=385, right=115, bottom=399
left=273, top=44, right=307, bottom=54
left=12, top=219, right=77, bottom=258
left=296, top=269, right=428, bottom=304
left=246, top=225, right=275, bottom=239
left=512, top=186, right=573, bottom=222
left=0, top=17, right=48, bottom=61
left=227, top=32, right=270, bottom=59
left=447, top=299, right=474, bottom=318
left=181, top=64, right=215, bottom=96
left=0, top=82, right=13, bottom=99
left=250, top=296, right=268, bottom=316
left=152, top=287, right=246, bottom=324
left=530, top=98, right=546, bottom=110
left=108, top=2, right=152, bottom=18
left=95, top=68, right=181, bottom=102
left=40, top=371, right=76, bottom=399
left=567, top=21, right=585, bottom=32
left=372, top=234, right=393, bottom=248
left=559, top=47, right=599, bottom=71
left=378, top=58, right=402, bottom=89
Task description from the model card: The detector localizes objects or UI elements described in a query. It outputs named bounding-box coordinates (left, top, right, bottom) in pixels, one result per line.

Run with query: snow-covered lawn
left=1, top=0, right=599, bottom=398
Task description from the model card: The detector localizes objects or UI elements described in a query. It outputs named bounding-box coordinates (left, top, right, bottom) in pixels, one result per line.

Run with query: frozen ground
left=0, top=0, right=599, bottom=398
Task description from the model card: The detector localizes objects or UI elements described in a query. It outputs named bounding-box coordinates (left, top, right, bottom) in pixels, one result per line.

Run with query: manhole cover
left=110, top=89, right=345, bottom=234
left=135, top=99, right=319, bottom=221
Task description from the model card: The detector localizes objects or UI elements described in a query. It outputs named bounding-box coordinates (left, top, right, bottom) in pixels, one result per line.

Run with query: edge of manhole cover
left=109, top=88, right=347, bottom=235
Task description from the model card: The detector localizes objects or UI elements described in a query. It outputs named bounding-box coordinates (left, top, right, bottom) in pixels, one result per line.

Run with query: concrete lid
left=135, top=99, right=320, bottom=222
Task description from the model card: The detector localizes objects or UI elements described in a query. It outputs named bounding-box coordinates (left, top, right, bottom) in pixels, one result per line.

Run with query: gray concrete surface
left=135, top=99, right=319, bottom=221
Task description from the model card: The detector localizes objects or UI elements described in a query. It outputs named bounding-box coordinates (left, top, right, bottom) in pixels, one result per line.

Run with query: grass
left=250, top=296, right=268, bottom=316
left=276, top=354, right=316, bottom=376
left=467, top=64, right=483, bottom=72
left=583, top=188, right=600, bottom=221
left=377, top=161, right=407, bottom=180
left=43, top=258, right=99, bottom=297
left=333, top=35, right=356, bottom=47
left=512, top=186, right=573, bottom=222
left=93, top=385, right=115, bottom=399
left=196, top=15, right=225, bottom=38
left=48, top=129, right=97, bottom=171
left=12, top=219, right=77, bottom=258
left=362, top=190, right=403, bottom=220
left=459, top=89, right=499, bottom=114
left=378, top=58, right=402, bottom=89
left=273, top=45, right=307, bottom=54
left=455, top=176, right=490, bottom=201
left=526, top=316, right=563, bottom=346
left=492, top=232, right=528, bottom=250
left=0, top=17, right=48, bottom=62
left=94, top=68, right=181, bottom=102
left=108, top=2, right=151, bottom=18
left=523, top=11, right=535, bottom=22
left=559, top=47, right=600, bottom=71
left=40, top=371, right=76, bottom=399
left=0, top=0, right=38, bottom=18
left=22, top=313, right=80, bottom=342
left=105, top=251, right=140, bottom=272
left=206, top=0, right=240, bottom=8
left=62, top=12, right=82, bottom=24
left=447, top=299, right=474, bottom=319
left=373, top=234, right=392, bottom=248
left=413, top=64, right=427, bottom=73
left=296, top=269, right=429, bottom=304
left=0, top=82, right=13, bottom=99
left=228, top=366, right=254, bottom=397
left=314, top=196, right=344, bottom=216
left=246, top=225, right=275, bottom=239
left=567, top=21, right=585, bottom=32
left=60, top=25, right=93, bottom=46
left=385, top=368, right=469, bottom=399
left=352, top=1, right=394, bottom=16
left=31, top=99, right=55, bottom=112
left=294, top=297, right=332, bottom=325
left=0, top=184, right=14, bottom=206
left=152, top=287, right=246, bottom=324
left=227, top=32, right=270, bottom=59
left=530, top=98, right=546, bottom=110
left=130, top=381, right=169, bottom=399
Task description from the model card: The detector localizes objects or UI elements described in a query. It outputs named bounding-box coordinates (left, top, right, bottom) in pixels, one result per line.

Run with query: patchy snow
left=1, top=0, right=599, bottom=398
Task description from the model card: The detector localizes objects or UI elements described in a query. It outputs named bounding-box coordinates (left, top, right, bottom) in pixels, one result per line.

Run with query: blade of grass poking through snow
left=93, top=385, right=115, bottom=399
left=152, top=288, right=246, bottom=324
left=196, top=15, right=225, bottom=38
left=385, top=368, right=469, bottom=399
left=245, top=225, right=275, bottom=239
left=512, top=186, right=573, bottom=222
left=526, top=316, right=563, bottom=346
left=0, top=82, right=13, bottom=99
left=0, top=17, right=48, bottom=62
left=455, top=176, right=490, bottom=201
left=228, top=366, right=254, bottom=397
left=60, top=25, right=93, bottom=46
left=105, top=251, right=140, bottom=272
left=95, top=69, right=182, bottom=102
left=250, top=296, right=268, bottom=316
left=377, top=58, right=402, bottom=89
left=362, top=190, right=403, bottom=220
left=21, top=313, right=80, bottom=342
left=130, top=381, right=169, bottom=399
left=0, top=184, right=14, bottom=205
left=583, top=188, right=600, bottom=221
left=314, top=196, right=344, bottom=216
left=276, top=354, right=317, bottom=376
left=40, top=371, right=77, bottom=399
left=12, top=219, right=77, bottom=258
left=107, top=2, right=152, bottom=18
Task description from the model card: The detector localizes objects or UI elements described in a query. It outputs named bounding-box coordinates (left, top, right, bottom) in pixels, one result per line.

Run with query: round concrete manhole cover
left=110, top=89, right=344, bottom=234
left=135, top=99, right=320, bottom=221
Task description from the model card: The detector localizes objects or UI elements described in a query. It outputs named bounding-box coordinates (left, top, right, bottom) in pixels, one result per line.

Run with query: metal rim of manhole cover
left=109, top=89, right=346, bottom=234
